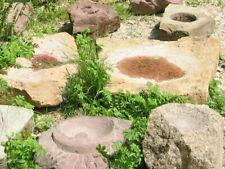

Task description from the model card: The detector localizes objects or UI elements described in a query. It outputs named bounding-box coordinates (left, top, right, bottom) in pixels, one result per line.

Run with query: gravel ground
left=108, top=0, right=225, bottom=90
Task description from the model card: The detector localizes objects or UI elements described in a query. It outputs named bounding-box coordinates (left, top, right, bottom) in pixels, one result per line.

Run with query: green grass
left=3, top=134, right=44, bottom=169
left=207, top=80, right=225, bottom=116
left=107, top=0, right=133, bottom=20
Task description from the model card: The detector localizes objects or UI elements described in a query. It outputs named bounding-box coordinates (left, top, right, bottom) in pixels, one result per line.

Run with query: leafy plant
left=0, top=36, right=34, bottom=69
left=3, top=133, right=44, bottom=169
left=61, top=29, right=110, bottom=116
left=107, top=0, right=132, bottom=20
left=0, top=77, right=8, bottom=93
left=220, top=55, right=225, bottom=69
left=207, top=80, right=225, bottom=116
left=34, top=114, right=55, bottom=133
left=11, top=95, right=34, bottom=109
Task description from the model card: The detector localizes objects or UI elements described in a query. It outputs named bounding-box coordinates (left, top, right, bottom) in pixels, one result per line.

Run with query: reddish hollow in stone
left=117, top=56, right=185, bottom=81
left=31, top=54, right=60, bottom=70
left=131, top=0, right=183, bottom=15
left=68, top=0, right=120, bottom=38
left=35, top=116, right=132, bottom=169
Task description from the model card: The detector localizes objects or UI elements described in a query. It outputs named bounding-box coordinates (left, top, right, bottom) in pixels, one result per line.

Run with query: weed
left=2, top=133, right=44, bottom=169
left=11, top=95, right=34, bottom=109
left=34, top=114, right=55, bottom=133
left=0, top=77, right=8, bottom=93
left=0, top=36, right=34, bottom=69
left=107, top=0, right=132, bottom=20
left=207, top=80, right=225, bottom=116
left=217, top=0, right=225, bottom=8
left=220, top=55, right=225, bottom=68
left=61, top=29, right=110, bottom=116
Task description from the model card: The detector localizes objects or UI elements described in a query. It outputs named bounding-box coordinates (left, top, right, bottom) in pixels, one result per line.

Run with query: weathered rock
left=32, top=32, right=78, bottom=63
left=8, top=2, right=33, bottom=34
left=131, top=0, right=183, bottom=15
left=0, top=105, right=34, bottom=142
left=97, top=37, right=221, bottom=103
left=0, top=64, right=78, bottom=107
left=35, top=116, right=132, bottom=169
left=0, top=105, right=34, bottom=169
left=143, top=103, right=224, bottom=169
left=159, top=4, right=215, bottom=40
left=68, top=0, right=120, bottom=38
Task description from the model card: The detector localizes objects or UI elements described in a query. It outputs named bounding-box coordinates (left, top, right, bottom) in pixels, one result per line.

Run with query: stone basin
left=52, top=117, right=115, bottom=154
left=97, top=37, right=221, bottom=103
left=36, top=116, right=132, bottom=169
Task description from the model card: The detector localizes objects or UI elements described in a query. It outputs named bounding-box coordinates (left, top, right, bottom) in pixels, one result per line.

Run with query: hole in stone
left=32, top=54, right=60, bottom=70
left=171, top=13, right=197, bottom=22
left=117, top=56, right=185, bottom=82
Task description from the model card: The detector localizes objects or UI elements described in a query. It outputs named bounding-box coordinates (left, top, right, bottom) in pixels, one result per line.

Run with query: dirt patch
left=117, top=56, right=185, bottom=81
left=32, top=54, right=60, bottom=70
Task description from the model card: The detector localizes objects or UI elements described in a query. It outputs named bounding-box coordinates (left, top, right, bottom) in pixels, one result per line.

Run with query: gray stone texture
left=68, top=0, right=120, bottom=38
left=131, top=0, right=183, bottom=14
left=36, top=116, right=131, bottom=169
left=0, top=105, right=34, bottom=169
left=159, top=4, right=215, bottom=40
left=143, top=103, right=224, bottom=169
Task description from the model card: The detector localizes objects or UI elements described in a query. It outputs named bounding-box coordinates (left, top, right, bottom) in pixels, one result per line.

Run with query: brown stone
left=7, top=2, right=33, bottom=34
left=143, top=103, right=224, bottom=169
left=68, top=0, right=120, bottom=37
left=131, top=0, right=183, bottom=15
left=97, top=37, right=221, bottom=103
left=35, top=116, right=132, bottom=169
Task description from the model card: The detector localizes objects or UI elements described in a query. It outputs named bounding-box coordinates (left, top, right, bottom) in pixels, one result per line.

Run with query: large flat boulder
left=131, top=0, right=183, bottom=15
left=32, top=32, right=78, bottom=63
left=143, top=103, right=224, bottom=169
left=68, top=0, right=120, bottom=38
left=0, top=64, right=78, bottom=108
left=0, top=105, right=34, bottom=169
left=97, top=37, right=221, bottom=103
left=0, top=33, right=79, bottom=108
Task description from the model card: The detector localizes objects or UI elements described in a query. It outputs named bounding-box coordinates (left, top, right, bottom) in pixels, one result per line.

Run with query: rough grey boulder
left=131, top=0, right=183, bottom=15
left=68, top=0, right=120, bottom=38
left=143, top=103, right=224, bottom=169
left=35, top=116, right=131, bottom=169
left=8, top=2, right=33, bottom=34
